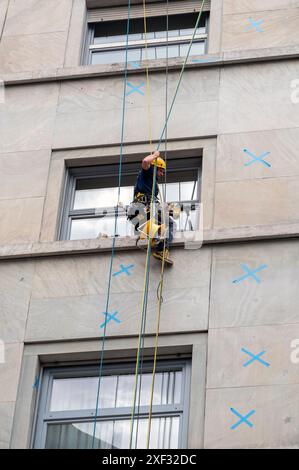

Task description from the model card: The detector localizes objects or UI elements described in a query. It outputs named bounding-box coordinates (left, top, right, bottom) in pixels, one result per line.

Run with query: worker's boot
left=152, top=248, right=173, bottom=266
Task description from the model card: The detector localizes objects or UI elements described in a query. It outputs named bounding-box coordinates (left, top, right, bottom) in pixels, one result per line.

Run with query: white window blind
left=87, top=0, right=211, bottom=23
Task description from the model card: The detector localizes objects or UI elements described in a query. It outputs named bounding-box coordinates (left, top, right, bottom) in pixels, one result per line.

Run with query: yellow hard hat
left=152, top=157, right=166, bottom=170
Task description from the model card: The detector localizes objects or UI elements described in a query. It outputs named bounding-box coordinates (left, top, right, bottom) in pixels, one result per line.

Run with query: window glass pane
left=120, top=186, right=134, bottom=205
left=142, top=42, right=205, bottom=62
left=112, top=420, right=130, bottom=449
left=92, top=47, right=142, bottom=65
left=155, top=29, right=179, bottom=39
left=74, top=186, right=133, bottom=210
left=93, top=13, right=207, bottom=44
left=168, top=29, right=180, bottom=38
left=180, top=28, right=194, bottom=36
left=94, top=34, right=127, bottom=44
left=116, top=371, right=182, bottom=407
left=48, top=371, right=183, bottom=413
left=74, top=187, right=118, bottom=210
left=73, top=180, right=197, bottom=210
left=46, top=422, right=113, bottom=449
left=142, top=31, right=153, bottom=40
left=90, top=12, right=207, bottom=64
left=142, top=44, right=186, bottom=61
left=130, top=33, right=144, bottom=41
left=45, top=417, right=179, bottom=449
left=70, top=216, right=131, bottom=240
left=155, top=371, right=182, bottom=405
left=50, top=377, right=97, bottom=411
left=121, top=416, right=180, bottom=449
left=50, top=376, right=118, bottom=411
left=94, top=32, right=159, bottom=44
left=180, top=41, right=205, bottom=56
left=92, top=49, right=124, bottom=64
left=156, top=44, right=179, bottom=59
left=127, top=48, right=142, bottom=62
left=174, top=371, right=182, bottom=404
left=91, top=41, right=205, bottom=65
left=153, top=27, right=205, bottom=39
left=115, top=374, right=134, bottom=407
left=141, top=45, right=156, bottom=61
left=180, top=26, right=206, bottom=36
left=161, top=182, right=180, bottom=202
left=67, top=160, right=201, bottom=240
left=180, top=181, right=198, bottom=201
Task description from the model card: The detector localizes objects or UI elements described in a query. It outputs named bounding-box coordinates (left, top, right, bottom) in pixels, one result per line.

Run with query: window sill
left=2, top=44, right=299, bottom=86
left=1, top=222, right=299, bottom=260
left=0, top=235, right=190, bottom=260
left=2, top=56, right=215, bottom=85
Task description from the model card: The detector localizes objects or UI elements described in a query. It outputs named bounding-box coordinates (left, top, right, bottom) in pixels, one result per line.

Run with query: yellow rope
left=129, top=212, right=153, bottom=448
left=143, top=0, right=154, bottom=150
left=146, top=187, right=167, bottom=449
left=131, top=0, right=166, bottom=449
left=142, top=0, right=170, bottom=449
left=129, top=0, right=157, bottom=448
left=145, top=0, right=171, bottom=447
left=131, top=0, right=207, bottom=449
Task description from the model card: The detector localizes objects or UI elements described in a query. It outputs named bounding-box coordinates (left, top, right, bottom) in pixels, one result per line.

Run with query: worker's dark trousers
left=155, top=205, right=173, bottom=252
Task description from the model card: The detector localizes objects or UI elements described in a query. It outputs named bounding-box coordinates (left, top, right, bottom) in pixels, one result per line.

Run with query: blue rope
left=91, top=0, right=131, bottom=449
left=92, top=0, right=205, bottom=448
left=129, top=0, right=207, bottom=447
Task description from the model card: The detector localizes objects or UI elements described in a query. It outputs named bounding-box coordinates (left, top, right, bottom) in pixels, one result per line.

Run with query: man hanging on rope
left=127, top=151, right=174, bottom=266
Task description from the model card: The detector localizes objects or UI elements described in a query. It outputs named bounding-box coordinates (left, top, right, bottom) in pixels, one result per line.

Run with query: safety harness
left=127, top=191, right=160, bottom=222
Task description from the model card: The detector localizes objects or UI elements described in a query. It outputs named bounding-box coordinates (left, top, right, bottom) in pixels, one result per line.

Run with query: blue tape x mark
left=241, top=348, right=270, bottom=368
left=245, top=17, right=264, bottom=33
left=244, top=149, right=271, bottom=168
left=129, top=61, right=141, bottom=69
left=113, top=264, right=134, bottom=277
left=233, top=264, right=268, bottom=284
left=230, top=407, right=255, bottom=430
left=32, top=375, right=40, bottom=390
left=126, top=81, right=145, bottom=96
left=100, top=311, right=121, bottom=329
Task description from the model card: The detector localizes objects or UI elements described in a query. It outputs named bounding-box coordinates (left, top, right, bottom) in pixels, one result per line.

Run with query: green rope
left=157, top=0, right=206, bottom=151
left=129, top=0, right=207, bottom=449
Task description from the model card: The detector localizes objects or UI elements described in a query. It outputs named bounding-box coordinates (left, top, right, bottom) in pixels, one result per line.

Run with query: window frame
left=59, top=158, right=202, bottom=241
left=84, top=11, right=209, bottom=65
left=33, top=359, right=192, bottom=449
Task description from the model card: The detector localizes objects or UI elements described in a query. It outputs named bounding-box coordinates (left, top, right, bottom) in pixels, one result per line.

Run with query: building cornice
left=2, top=44, right=299, bottom=86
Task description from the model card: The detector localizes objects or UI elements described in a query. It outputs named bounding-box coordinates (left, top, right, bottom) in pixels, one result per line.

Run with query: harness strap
left=134, top=192, right=159, bottom=205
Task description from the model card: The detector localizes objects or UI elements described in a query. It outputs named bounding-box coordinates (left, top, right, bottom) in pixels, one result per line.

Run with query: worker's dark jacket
left=128, top=166, right=173, bottom=251
left=134, top=166, right=158, bottom=200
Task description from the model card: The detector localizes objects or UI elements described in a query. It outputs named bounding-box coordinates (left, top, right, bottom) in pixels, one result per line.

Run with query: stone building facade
left=0, top=0, right=299, bottom=449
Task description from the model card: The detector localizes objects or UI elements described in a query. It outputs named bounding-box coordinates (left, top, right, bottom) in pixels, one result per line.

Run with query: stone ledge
left=1, top=223, right=299, bottom=260
left=2, top=44, right=299, bottom=85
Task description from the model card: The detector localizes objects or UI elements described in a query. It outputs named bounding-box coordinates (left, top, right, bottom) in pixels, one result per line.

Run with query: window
left=33, top=360, right=191, bottom=449
left=60, top=157, right=201, bottom=241
left=84, top=1, right=210, bottom=65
